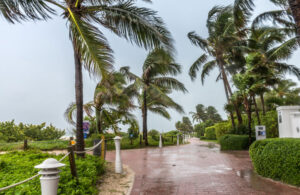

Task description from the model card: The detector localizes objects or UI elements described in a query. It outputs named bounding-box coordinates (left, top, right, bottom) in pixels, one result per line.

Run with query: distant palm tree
left=2, top=0, right=174, bottom=155
left=121, top=48, right=187, bottom=145
left=189, top=104, right=207, bottom=123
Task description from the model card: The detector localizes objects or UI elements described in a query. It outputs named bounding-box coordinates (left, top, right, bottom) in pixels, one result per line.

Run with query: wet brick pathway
left=106, top=138, right=300, bottom=195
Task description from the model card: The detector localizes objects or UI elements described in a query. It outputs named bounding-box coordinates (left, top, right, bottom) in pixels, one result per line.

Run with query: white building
left=277, top=106, right=300, bottom=138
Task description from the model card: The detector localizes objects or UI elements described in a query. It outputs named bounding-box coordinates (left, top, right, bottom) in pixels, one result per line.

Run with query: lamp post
left=114, top=136, right=123, bottom=174
left=35, top=158, right=65, bottom=195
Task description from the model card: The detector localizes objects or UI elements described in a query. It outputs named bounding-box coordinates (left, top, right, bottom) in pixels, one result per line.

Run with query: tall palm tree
left=187, top=6, right=243, bottom=128
left=121, top=48, right=187, bottom=145
left=2, top=0, right=174, bottom=155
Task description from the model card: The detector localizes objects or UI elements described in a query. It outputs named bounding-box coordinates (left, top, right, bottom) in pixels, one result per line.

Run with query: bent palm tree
left=121, top=48, right=187, bottom=145
left=2, top=0, right=174, bottom=155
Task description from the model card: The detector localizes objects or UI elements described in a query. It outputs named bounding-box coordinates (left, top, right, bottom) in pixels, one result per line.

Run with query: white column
left=177, top=134, right=179, bottom=146
left=114, top=136, right=123, bottom=174
left=159, top=134, right=163, bottom=148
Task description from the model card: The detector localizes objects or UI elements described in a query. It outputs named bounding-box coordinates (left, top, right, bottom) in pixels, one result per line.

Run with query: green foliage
left=0, top=151, right=105, bottom=194
left=214, top=122, right=232, bottom=140
left=261, top=111, right=279, bottom=138
left=175, top=117, right=193, bottom=133
left=0, top=140, right=69, bottom=152
left=219, top=134, right=250, bottom=150
left=204, top=126, right=216, bottom=140
left=148, top=129, right=160, bottom=141
left=249, top=138, right=300, bottom=186
left=0, top=120, right=65, bottom=142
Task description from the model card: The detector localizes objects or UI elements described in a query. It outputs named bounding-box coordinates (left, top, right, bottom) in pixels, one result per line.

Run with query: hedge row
left=219, top=134, right=249, bottom=150
left=249, top=138, right=300, bottom=186
left=204, top=126, right=216, bottom=140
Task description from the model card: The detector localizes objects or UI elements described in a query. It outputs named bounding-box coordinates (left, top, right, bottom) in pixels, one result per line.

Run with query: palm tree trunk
left=244, top=97, right=252, bottom=145
left=73, top=39, right=85, bottom=157
left=219, top=58, right=242, bottom=126
left=223, top=79, right=236, bottom=130
left=142, top=89, right=148, bottom=146
left=252, top=95, right=261, bottom=125
left=260, top=93, right=266, bottom=115
left=288, top=0, right=300, bottom=43
left=95, top=108, right=102, bottom=134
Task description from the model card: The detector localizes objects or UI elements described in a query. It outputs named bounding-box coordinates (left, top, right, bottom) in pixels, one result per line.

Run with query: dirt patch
left=98, top=162, right=134, bottom=195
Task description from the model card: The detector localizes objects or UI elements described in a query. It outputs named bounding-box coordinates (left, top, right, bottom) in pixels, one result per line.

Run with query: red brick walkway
left=106, top=138, right=300, bottom=195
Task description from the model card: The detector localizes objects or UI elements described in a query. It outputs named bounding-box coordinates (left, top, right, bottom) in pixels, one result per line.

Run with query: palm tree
left=189, top=104, right=207, bottom=123
left=121, top=48, right=187, bottom=145
left=2, top=0, right=174, bottom=155
left=65, top=71, right=136, bottom=134
left=287, top=0, right=300, bottom=41
left=187, top=6, right=243, bottom=128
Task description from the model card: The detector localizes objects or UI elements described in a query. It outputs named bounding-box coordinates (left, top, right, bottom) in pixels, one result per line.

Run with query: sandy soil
left=98, top=162, right=135, bottom=195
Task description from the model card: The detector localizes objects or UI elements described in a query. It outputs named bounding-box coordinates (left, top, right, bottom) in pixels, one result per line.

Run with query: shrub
left=214, top=122, right=232, bottom=140
left=261, top=111, right=279, bottom=138
left=0, top=151, right=105, bottom=194
left=0, top=120, right=65, bottom=142
left=219, top=134, right=249, bottom=150
left=148, top=129, right=160, bottom=141
left=200, top=136, right=207, bottom=140
left=204, top=126, right=216, bottom=140
left=249, top=138, right=300, bottom=186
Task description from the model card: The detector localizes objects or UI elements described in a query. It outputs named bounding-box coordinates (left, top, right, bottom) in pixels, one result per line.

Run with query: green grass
left=0, top=140, right=69, bottom=151
left=0, top=150, right=105, bottom=195
left=0, top=136, right=181, bottom=152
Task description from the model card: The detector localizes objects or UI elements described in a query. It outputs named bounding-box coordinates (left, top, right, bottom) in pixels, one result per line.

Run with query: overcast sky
left=1, top=0, right=299, bottom=134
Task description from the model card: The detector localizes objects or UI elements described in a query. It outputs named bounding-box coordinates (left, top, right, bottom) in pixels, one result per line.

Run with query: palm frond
left=148, top=106, right=170, bottom=119
left=201, top=60, right=217, bottom=84
left=267, top=37, right=298, bottom=61
left=153, top=77, right=188, bottom=93
left=69, top=9, right=114, bottom=78
left=189, top=54, right=208, bottom=81
left=84, top=1, right=174, bottom=53
left=187, top=32, right=209, bottom=52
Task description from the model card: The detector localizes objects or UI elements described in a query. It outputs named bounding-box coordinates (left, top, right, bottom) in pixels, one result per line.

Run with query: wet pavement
left=106, top=138, right=300, bottom=195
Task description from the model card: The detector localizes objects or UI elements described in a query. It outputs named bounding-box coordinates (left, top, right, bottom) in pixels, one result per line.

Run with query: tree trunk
left=223, top=79, right=236, bottom=130
left=252, top=95, right=261, bottom=125
left=218, top=58, right=242, bottom=126
left=73, top=39, right=85, bottom=157
left=260, top=93, right=266, bottom=115
left=95, top=108, right=102, bottom=134
left=142, top=89, right=148, bottom=146
left=244, top=97, right=252, bottom=145
left=288, top=0, right=300, bottom=43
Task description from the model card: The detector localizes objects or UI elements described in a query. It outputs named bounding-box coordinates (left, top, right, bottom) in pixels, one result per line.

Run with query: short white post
left=177, top=134, right=179, bottom=146
left=159, top=134, right=163, bottom=148
left=114, top=136, right=123, bottom=174
left=35, top=158, right=65, bottom=195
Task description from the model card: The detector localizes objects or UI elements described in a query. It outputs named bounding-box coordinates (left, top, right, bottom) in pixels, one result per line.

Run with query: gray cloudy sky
left=0, top=0, right=299, bottom=134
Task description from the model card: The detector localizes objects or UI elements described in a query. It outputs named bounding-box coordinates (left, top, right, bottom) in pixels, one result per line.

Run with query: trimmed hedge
left=219, top=134, right=249, bottom=150
left=214, top=122, right=232, bottom=140
left=249, top=138, right=300, bottom=186
left=204, top=126, right=216, bottom=140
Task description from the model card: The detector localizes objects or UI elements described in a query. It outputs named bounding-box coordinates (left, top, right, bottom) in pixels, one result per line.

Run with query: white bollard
left=35, top=158, right=65, bottom=195
left=159, top=134, right=163, bottom=148
left=177, top=134, right=179, bottom=146
left=114, top=136, right=123, bottom=174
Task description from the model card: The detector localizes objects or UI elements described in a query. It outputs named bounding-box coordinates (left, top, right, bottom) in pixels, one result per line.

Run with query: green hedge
left=219, top=134, right=249, bottom=150
left=249, top=138, right=300, bottom=186
left=204, top=126, right=216, bottom=140
left=214, top=122, right=232, bottom=140
left=0, top=151, right=105, bottom=194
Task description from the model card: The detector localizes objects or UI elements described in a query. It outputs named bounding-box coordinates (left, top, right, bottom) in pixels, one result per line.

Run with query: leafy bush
left=214, top=122, right=232, bottom=140
left=0, top=151, right=105, bottom=194
left=261, top=111, right=279, bottom=138
left=194, top=120, right=214, bottom=138
left=204, top=126, right=216, bottom=140
left=0, top=140, right=69, bottom=151
left=148, top=129, right=160, bottom=141
left=249, top=138, right=300, bottom=186
left=219, top=134, right=249, bottom=150
left=0, top=120, right=65, bottom=142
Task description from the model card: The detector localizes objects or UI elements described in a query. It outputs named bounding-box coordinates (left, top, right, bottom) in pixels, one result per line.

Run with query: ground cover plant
left=249, top=138, right=300, bottom=186
left=0, top=150, right=105, bottom=195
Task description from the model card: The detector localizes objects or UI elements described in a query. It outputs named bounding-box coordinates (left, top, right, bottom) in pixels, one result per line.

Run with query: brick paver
left=106, top=138, right=300, bottom=195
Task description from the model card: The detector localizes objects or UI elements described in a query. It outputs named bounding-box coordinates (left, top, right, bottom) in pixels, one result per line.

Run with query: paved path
left=106, top=138, right=300, bottom=195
